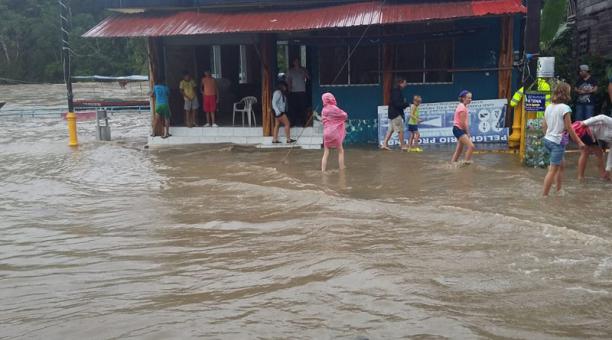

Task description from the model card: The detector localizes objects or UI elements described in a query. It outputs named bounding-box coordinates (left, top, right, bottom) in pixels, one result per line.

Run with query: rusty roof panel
left=83, top=0, right=526, bottom=38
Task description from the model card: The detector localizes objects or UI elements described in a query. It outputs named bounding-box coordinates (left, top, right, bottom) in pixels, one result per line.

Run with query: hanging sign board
left=525, top=93, right=547, bottom=112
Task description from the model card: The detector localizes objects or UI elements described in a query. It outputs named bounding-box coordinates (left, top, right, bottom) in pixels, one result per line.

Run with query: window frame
left=397, top=39, right=455, bottom=85
left=319, top=44, right=381, bottom=87
left=211, top=45, right=222, bottom=79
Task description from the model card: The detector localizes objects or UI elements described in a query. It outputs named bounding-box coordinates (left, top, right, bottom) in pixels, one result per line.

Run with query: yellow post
left=519, top=100, right=527, bottom=161
left=508, top=98, right=523, bottom=149
left=66, top=112, right=78, bottom=146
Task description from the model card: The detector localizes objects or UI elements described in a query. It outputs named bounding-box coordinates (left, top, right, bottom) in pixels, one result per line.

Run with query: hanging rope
left=279, top=0, right=386, bottom=162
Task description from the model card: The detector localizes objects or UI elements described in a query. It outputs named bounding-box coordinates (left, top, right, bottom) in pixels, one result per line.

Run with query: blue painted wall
left=310, top=16, right=523, bottom=119
left=308, top=15, right=524, bottom=143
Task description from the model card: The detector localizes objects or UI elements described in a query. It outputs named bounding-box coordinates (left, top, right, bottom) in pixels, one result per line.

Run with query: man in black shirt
left=381, top=78, right=409, bottom=150
left=574, top=64, right=598, bottom=121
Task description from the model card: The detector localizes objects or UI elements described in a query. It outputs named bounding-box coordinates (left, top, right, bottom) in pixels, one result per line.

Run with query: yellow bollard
left=508, top=98, right=523, bottom=149
left=66, top=111, right=78, bottom=147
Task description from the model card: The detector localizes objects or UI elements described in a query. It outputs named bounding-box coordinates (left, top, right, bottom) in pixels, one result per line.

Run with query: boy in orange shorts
left=201, top=71, right=218, bottom=127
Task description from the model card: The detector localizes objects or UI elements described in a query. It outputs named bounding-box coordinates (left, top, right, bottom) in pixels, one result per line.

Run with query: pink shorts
left=204, top=95, right=217, bottom=113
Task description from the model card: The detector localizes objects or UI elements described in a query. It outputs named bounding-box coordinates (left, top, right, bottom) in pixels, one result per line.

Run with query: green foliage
left=0, top=0, right=147, bottom=83
left=540, top=0, right=568, bottom=49
left=543, top=24, right=611, bottom=112
left=542, top=25, right=574, bottom=84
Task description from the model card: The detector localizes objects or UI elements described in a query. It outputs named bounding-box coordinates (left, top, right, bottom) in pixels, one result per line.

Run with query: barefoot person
left=451, top=90, right=475, bottom=164
left=321, top=92, right=348, bottom=172
left=179, top=71, right=198, bottom=127
left=153, top=79, right=171, bottom=138
left=573, top=121, right=606, bottom=181
left=382, top=78, right=409, bottom=150
left=542, top=82, right=586, bottom=197
left=407, top=95, right=423, bottom=152
left=200, top=71, right=218, bottom=127
left=579, top=114, right=612, bottom=181
left=271, top=82, right=295, bottom=144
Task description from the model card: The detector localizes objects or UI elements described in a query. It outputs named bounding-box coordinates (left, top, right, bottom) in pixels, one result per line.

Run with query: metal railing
left=0, top=106, right=149, bottom=118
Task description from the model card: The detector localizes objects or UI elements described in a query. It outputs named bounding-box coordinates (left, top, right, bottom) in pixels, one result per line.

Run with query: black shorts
left=453, top=126, right=467, bottom=139
left=408, top=124, right=419, bottom=132
left=581, top=134, right=598, bottom=146
left=275, top=112, right=286, bottom=119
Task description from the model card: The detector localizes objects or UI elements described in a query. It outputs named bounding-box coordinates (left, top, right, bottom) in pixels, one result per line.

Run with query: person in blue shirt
left=153, top=80, right=171, bottom=138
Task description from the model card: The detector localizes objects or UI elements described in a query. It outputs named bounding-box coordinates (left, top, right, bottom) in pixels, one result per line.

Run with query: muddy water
left=1, top=86, right=612, bottom=339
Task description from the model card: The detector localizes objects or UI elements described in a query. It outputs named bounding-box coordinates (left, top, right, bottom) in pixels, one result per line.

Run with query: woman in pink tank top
left=451, top=90, right=475, bottom=164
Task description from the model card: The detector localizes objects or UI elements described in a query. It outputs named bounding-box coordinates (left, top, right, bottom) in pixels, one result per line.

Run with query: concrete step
left=169, top=126, right=263, bottom=137
left=277, top=126, right=323, bottom=138
left=148, top=135, right=267, bottom=146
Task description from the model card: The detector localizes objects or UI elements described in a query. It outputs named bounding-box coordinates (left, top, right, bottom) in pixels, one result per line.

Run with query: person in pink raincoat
left=321, top=92, right=347, bottom=172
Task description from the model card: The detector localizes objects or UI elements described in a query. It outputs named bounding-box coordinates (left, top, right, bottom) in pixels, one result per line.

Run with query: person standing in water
left=271, top=82, right=295, bottom=144
left=451, top=90, right=475, bottom=164
left=382, top=78, right=409, bottom=150
left=200, top=71, right=218, bottom=127
left=579, top=114, right=612, bottom=180
left=573, top=121, right=606, bottom=181
left=407, top=95, right=423, bottom=152
left=542, top=82, right=586, bottom=197
left=321, top=92, right=347, bottom=172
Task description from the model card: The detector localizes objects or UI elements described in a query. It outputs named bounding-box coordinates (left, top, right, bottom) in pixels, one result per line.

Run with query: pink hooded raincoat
left=321, top=93, right=348, bottom=148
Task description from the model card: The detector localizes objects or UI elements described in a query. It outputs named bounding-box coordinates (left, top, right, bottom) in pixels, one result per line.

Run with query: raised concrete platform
left=148, top=125, right=322, bottom=149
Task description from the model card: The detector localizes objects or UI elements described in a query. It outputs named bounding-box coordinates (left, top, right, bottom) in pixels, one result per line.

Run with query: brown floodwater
left=1, top=85, right=611, bottom=339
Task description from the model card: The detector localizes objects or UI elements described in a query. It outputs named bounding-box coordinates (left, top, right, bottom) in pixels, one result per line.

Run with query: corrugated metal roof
left=84, top=0, right=526, bottom=38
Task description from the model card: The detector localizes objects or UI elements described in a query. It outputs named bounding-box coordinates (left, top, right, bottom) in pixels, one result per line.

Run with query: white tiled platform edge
left=148, top=126, right=322, bottom=149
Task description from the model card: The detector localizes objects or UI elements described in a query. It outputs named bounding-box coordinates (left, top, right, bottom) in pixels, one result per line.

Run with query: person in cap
left=574, top=65, right=598, bottom=121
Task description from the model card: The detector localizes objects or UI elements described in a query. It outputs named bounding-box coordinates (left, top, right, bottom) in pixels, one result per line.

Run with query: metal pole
left=60, top=0, right=77, bottom=146
left=524, top=0, right=542, bottom=88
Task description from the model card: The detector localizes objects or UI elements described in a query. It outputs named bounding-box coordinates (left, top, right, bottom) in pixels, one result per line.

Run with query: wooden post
left=147, top=38, right=163, bottom=137
left=498, top=16, right=514, bottom=102
left=260, top=34, right=274, bottom=136
left=382, top=43, right=395, bottom=105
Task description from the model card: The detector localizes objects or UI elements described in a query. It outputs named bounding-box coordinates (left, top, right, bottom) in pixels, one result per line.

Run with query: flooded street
left=1, top=85, right=612, bottom=339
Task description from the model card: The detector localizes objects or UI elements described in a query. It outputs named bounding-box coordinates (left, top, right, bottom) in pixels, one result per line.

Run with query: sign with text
left=378, top=99, right=508, bottom=145
left=525, top=93, right=546, bottom=112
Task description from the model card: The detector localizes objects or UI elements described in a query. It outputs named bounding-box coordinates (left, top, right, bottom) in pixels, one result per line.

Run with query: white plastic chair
left=232, top=96, right=258, bottom=127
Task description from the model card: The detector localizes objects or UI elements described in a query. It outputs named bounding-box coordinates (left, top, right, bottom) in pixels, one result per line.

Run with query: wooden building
left=85, top=0, right=527, bottom=147
left=570, top=0, right=612, bottom=58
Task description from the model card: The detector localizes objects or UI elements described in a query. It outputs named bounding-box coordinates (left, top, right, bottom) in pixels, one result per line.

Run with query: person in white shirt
left=580, top=114, right=612, bottom=180
left=542, top=82, right=585, bottom=196
left=271, top=82, right=296, bottom=144
left=286, top=58, right=310, bottom=126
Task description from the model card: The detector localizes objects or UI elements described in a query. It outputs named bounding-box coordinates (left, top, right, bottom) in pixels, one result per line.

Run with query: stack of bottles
left=524, top=118, right=549, bottom=168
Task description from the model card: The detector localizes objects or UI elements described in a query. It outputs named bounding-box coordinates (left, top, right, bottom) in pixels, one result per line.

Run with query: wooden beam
left=260, top=34, right=274, bottom=136
left=147, top=37, right=163, bottom=137
left=382, top=43, right=394, bottom=105
left=498, top=16, right=514, bottom=102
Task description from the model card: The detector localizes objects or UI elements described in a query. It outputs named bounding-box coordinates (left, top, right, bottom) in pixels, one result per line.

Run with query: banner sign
left=378, top=99, right=508, bottom=146
left=525, top=93, right=546, bottom=112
